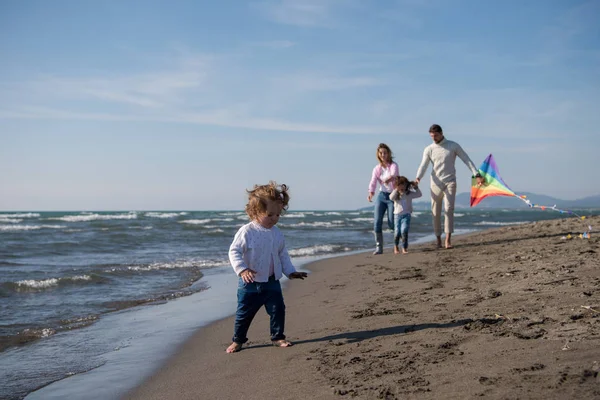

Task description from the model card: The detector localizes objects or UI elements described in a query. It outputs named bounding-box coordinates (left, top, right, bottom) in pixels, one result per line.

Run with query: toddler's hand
left=289, top=272, right=308, bottom=280
left=240, top=269, right=256, bottom=283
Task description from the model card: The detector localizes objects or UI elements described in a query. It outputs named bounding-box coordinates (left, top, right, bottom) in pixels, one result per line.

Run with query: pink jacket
left=368, top=162, right=399, bottom=194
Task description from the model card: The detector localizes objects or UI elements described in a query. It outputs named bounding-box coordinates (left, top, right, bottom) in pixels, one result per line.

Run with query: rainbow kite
left=470, top=154, right=515, bottom=207
left=470, top=154, right=592, bottom=238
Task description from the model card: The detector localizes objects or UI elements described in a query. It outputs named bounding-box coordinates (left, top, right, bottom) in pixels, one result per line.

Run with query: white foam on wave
left=288, top=244, right=340, bottom=256
left=350, top=217, right=371, bottom=222
left=219, top=212, right=244, bottom=216
left=1, top=213, right=40, bottom=218
left=179, top=219, right=211, bottom=225
left=325, top=211, right=342, bottom=216
left=412, top=212, right=423, bottom=218
left=474, top=221, right=529, bottom=226
left=48, top=213, right=138, bottom=222
left=15, top=275, right=92, bottom=289
left=0, top=224, right=66, bottom=231
left=286, top=212, right=308, bottom=218
left=17, top=278, right=60, bottom=288
left=454, top=213, right=465, bottom=217
left=205, top=229, right=225, bottom=234
left=144, top=212, right=185, bottom=219
left=0, top=217, right=22, bottom=223
left=286, top=221, right=344, bottom=228
left=118, top=259, right=229, bottom=272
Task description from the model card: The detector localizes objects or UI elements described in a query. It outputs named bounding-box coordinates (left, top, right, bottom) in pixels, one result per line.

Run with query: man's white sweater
left=416, top=138, right=478, bottom=184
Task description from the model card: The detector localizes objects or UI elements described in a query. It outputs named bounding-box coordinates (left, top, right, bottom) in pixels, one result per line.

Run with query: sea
left=0, top=208, right=593, bottom=399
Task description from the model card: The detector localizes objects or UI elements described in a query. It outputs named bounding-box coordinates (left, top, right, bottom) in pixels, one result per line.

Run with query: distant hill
left=412, top=193, right=600, bottom=209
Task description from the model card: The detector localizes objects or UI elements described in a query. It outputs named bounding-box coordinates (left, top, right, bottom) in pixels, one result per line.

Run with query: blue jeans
left=374, top=191, right=394, bottom=233
left=233, top=276, right=286, bottom=344
left=394, top=213, right=412, bottom=249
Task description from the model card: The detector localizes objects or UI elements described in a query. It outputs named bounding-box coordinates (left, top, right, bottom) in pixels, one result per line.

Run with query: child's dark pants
left=232, top=275, right=286, bottom=344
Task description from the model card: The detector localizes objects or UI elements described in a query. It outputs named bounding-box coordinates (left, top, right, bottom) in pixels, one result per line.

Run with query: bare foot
left=445, top=233, right=452, bottom=249
left=402, top=248, right=408, bottom=254
left=394, top=246, right=400, bottom=254
left=272, top=339, right=293, bottom=348
left=436, top=237, right=443, bottom=249
left=226, top=342, right=242, bottom=353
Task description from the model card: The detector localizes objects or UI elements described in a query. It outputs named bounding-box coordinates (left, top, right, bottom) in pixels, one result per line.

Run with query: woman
left=367, top=143, right=399, bottom=254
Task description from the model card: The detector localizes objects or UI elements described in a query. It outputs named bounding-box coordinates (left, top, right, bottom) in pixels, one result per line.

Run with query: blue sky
left=1, top=0, right=599, bottom=211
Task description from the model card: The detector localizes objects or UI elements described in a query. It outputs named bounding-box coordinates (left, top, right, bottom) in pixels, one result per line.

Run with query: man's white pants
left=430, top=179, right=457, bottom=236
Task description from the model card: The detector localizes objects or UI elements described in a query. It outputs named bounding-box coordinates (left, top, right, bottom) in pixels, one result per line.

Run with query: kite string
left=515, top=194, right=593, bottom=236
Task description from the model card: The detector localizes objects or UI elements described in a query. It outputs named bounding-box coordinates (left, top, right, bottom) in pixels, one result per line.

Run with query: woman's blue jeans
left=394, top=213, right=412, bottom=249
left=374, top=191, right=394, bottom=233
left=232, top=276, right=286, bottom=344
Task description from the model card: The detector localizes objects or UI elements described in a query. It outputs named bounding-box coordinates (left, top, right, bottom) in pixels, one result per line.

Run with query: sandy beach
left=124, top=216, right=599, bottom=400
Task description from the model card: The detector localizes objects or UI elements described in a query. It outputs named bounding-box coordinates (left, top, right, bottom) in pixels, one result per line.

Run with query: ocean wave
left=286, top=212, right=308, bottom=218
left=47, top=213, right=138, bottom=222
left=286, top=221, right=345, bottom=228
left=474, top=221, right=530, bottom=226
left=0, top=315, right=100, bottom=352
left=454, top=213, right=465, bottom=217
left=144, top=212, right=185, bottom=219
left=204, top=229, right=225, bottom=234
left=0, top=328, right=57, bottom=351
left=0, top=224, right=66, bottom=232
left=349, top=217, right=372, bottom=222
left=0, top=213, right=41, bottom=218
left=288, top=244, right=349, bottom=256
left=324, top=212, right=342, bottom=216
left=180, top=219, right=211, bottom=225
left=105, top=259, right=229, bottom=273
left=0, top=217, right=22, bottom=223
left=3, top=275, right=106, bottom=292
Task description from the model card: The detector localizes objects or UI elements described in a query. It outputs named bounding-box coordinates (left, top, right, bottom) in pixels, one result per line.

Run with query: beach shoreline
left=123, top=216, right=600, bottom=400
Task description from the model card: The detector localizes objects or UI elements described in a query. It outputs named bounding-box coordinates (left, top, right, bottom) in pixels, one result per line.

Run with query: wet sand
left=125, top=216, right=600, bottom=400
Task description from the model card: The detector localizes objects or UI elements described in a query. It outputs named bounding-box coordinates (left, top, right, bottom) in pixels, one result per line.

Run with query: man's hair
left=245, top=181, right=290, bottom=220
left=429, top=124, right=443, bottom=134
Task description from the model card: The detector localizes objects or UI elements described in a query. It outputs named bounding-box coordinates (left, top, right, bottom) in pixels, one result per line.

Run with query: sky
left=1, top=0, right=599, bottom=211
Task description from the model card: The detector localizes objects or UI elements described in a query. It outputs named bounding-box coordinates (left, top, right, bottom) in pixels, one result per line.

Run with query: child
left=389, top=176, right=422, bottom=254
left=367, top=143, right=400, bottom=254
left=226, top=181, right=308, bottom=353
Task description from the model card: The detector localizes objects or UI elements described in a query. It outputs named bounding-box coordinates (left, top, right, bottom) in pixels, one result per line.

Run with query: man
left=415, top=124, right=484, bottom=249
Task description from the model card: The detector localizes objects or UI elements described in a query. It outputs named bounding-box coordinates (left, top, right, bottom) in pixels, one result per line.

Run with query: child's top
left=229, top=221, right=297, bottom=282
left=368, top=162, right=399, bottom=194
left=389, top=186, right=422, bottom=215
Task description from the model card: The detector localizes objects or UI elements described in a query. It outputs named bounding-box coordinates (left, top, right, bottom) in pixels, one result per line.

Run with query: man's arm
left=415, top=147, right=431, bottom=183
left=455, top=143, right=479, bottom=176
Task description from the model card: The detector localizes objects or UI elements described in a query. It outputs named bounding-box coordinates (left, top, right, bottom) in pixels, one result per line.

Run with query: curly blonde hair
left=245, top=181, right=290, bottom=221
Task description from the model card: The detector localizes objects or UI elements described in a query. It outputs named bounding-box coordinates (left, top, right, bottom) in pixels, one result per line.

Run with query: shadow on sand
left=243, top=318, right=474, bottom=351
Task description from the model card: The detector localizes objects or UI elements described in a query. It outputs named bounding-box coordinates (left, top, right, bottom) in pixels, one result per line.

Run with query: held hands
left=476, top=176, right=485, bottom=187
left=367, top=192, right=374, bottom=202
left=289, top=272, right=308, bottom=280
left=414, top=178, right=420, bottom=184
left=240, top=269, right=256, bottom=283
